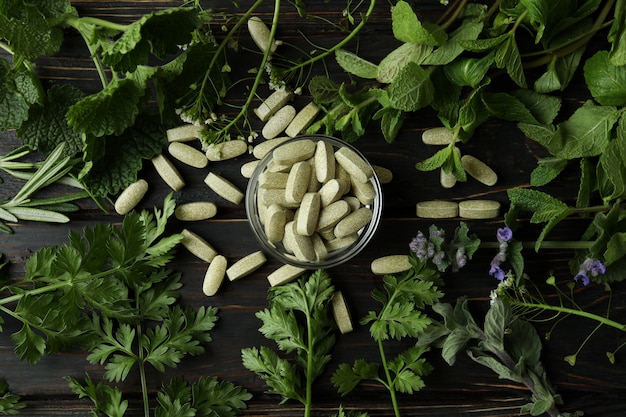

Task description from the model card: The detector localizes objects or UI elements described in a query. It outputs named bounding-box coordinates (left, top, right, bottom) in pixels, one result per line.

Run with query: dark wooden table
left=1, top=1, right=625, bottom=416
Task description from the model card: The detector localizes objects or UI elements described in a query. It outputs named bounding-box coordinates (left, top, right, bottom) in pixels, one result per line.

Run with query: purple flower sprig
left=489, top=227, right=513, bottom=281
left=574, top=258, right=606, bottom=286
left=408, top=223, right=479, bottom=273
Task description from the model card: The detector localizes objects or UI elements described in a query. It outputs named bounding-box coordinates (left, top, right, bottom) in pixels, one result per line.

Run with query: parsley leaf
left=242, top=270, right=336, bottom=412
left=332, top=260, right=442, bottom=415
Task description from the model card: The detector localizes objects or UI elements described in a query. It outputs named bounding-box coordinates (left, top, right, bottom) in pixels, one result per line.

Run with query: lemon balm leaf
left=67, top=78, right=144, bottom=138
left=17, top=84, right=85, bottom=155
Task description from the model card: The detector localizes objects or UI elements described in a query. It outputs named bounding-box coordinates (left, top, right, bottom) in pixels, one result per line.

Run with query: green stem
left=136, top=319, right=150, bottom=417
left=285, top=0, right=377, bottom=75
left=523, top=0, right=616, bottom=70
left=65, top=16, right=113, bottom=88
left=377, top=339, right=401, bottom=417
left=509, top=300, right=626, bottom=331
left=439, top=0, right=469, bottom=30
left=304, top=310, right=314, bottom=417
left=211, top=0, right=280, bottom=140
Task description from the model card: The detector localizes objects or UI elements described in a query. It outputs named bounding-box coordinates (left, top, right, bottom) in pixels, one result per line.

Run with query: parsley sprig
left=332, top=258, right=443, bottom=417
left=0, top=195, right=251, bottom=416
left=241, top=270, right=336, bottom=417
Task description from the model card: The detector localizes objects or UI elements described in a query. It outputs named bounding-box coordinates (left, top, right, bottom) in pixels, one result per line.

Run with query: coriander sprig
left=242, top=270, right=336, bottom=417
left=332, top=258, right=443, bottom=417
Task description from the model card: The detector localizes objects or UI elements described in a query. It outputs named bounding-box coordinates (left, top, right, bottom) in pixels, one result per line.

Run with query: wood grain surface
left=1, top=1, right=625, bottom=416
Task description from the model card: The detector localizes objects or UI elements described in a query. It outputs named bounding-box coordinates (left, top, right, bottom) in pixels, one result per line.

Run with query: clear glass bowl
left=245, top=134, right=383, bottom=269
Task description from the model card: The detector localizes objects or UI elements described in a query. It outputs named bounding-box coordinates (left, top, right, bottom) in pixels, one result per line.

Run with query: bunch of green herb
left=0, top=1, right=214, bottom=197
left=241, top=269, right=336, bottom=417
left=0, top=0, right=379, bottom=198
left=331, top=257, right=443, bottom=417
left=0, top=143, right=88, bottom=233
left=419, top=297, right=583, bottom=417
left=0, top=195, right=250, bottom=416
left=308, top=0, right=623, bottom=173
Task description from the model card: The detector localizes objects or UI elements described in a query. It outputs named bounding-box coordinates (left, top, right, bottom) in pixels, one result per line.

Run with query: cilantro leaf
left=67, top=374, right=128, bottom=417
left=332, top=360, right=380, bottom=395
left=242, top=270, right=336, bottom=410
left=156, top=376, right=251, bottom=417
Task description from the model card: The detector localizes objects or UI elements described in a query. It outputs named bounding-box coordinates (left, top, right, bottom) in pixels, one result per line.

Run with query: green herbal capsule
left=267, top=264, right=307, bottom=287
left=416, top=200, right=459, bottom=218
left=203, top=255, right=227, bottom=296
left=331, top=291, right=353, bottom=334
left=167, top=124, right=207, bottom=142
left=205, top=140, right=248, bottom=161
left=226, top=250, right=267, bottom=281
left=114, top=179, right=148, bottom=215
left=168, top=142, right=208, bottom=169
left=370, top=255, right=411, bottom=275
left=204, top=172, right=244, bottom=204
left=458, top=199, right=501, bottom=219
left=461, top=154, right=498, bottom=186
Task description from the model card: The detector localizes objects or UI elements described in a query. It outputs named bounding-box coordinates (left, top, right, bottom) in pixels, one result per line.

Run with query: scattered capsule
left=331, top=291, right=353, bottom=334
left=416, top=200, right=459, bottom=218
left=421, top=127, right=456, bottom=145
left=204, top=172, right=244, bottom=204
left=247, top=16, right=278, bottom=53
left=226, top=250, right=267, bottom=281
left=151, top=154, right=185, bottom=191
left=181, top=229, right=217, bottom=263
left=262, top=105, right=296, bottom=140
left=285, top=102, right=320, bottom=137
left=167, top=124, right=207, bottom=142
left=168, top=142, right=208, bottom=168
left=203, top=255, right=227, bottom=296
left=205, top=140, right=248, bottom=161
left=461, top=154, right=498, bottom=186
left=458, top=199, right=501, bottom=219
left=267, top=264, right=307, bottom=286
left=370, top=255, right=411, bottom=275
left=114, top=179, right=148, bottom=215
left=254, top=90, right=294, bottom=122
left=175, top=202, right=217, bottom=221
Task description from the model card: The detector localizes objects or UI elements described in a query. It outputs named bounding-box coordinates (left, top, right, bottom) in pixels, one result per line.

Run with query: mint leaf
left=335, top=49, right=378, bottom=79
left=482, top=92, right=538, bottom=124
left=67, top=78, right=144, bottom=137
left=423, top=20, right=484, bottom=65
left=494, top=34, right=526, bottom=88
left=388, top=62, right=434, bottom=112
left=444, top=54, right=493, bottom=88
left=530, top=157, right=568, bottom=186
left=506, top=188, right=570, bottom=224
left=391, top=1, right=441, bottom=46
left=608, top=0, right=626, bottom=65
left=584, top=50, right=626, bottom=106
left=309, top=75, right=340, bottom=103
left=17, top=84, right=85, bottom=155
left=511, top=89, right=561, bottom=125
left=415, top=145, right=452, bottom=172
left=377, top=43, right=432, bottom=83
left=553, top=101, right=620, bottom=159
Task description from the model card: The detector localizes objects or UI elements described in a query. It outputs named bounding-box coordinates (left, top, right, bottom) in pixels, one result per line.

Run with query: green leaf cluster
left=0, top=1, right=221, bottom=197
left=420, top=298, right=580, bottom=417
left=241, top=270, right=336, bottom=415
left=0, top=195, right=250, bottom=416
left=0, top=143, right=87, bottom=234
left=332, top=260, right=443, bottom=417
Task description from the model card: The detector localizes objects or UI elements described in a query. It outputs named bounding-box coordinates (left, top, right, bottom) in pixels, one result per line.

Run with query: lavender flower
left=489, top=227, right=512, bottom=281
